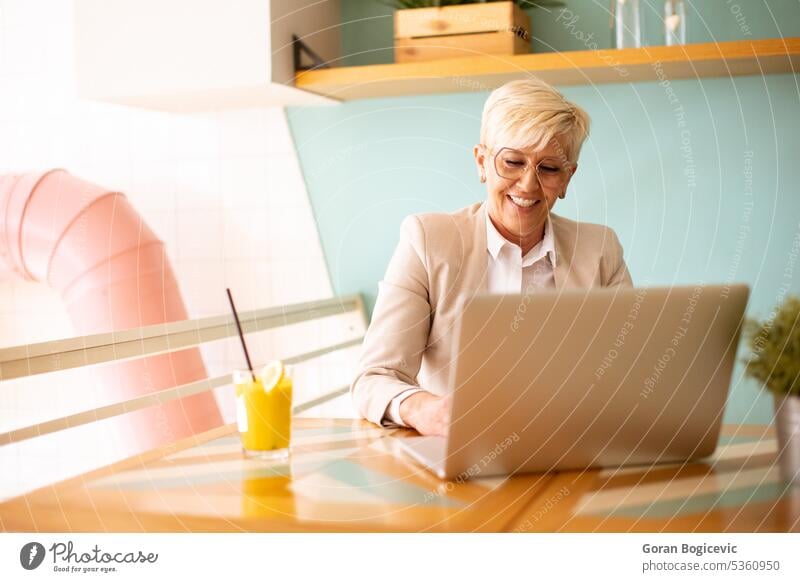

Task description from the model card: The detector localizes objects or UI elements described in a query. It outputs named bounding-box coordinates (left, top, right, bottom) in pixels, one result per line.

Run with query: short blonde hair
left=480, top=78, right=590, bottom=162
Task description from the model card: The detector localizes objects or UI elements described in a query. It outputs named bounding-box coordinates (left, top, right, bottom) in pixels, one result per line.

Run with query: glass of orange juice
left=233, top=360, right=293, bottom=459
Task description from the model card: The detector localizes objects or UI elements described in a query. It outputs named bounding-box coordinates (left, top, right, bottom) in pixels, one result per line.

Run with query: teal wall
left=286, top=1, right=800, bottom=424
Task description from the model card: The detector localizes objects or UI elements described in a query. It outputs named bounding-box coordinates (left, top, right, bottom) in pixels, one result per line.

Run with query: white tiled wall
left=0, top=0, right=360, bottom=498
left=53, top=106, right=330, bottom=318
left=0, top=0, right=333, bottom=314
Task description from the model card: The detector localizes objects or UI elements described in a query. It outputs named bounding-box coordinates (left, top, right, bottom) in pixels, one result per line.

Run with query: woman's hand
left=399, top=391, right=451, bottom=436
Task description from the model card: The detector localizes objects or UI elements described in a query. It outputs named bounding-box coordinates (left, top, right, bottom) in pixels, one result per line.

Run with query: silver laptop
left=395, top=284, right=750, bottom=479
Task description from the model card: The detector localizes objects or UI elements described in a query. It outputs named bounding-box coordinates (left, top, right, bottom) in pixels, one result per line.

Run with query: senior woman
left=350, top=78, right=633, bottom=436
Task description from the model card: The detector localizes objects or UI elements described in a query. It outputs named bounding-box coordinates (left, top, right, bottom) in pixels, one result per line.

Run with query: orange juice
left=233, top=362, right=292, bottom=458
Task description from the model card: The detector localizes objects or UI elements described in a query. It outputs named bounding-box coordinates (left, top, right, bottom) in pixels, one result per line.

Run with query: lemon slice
left=259, top=360, right=284, bottom=391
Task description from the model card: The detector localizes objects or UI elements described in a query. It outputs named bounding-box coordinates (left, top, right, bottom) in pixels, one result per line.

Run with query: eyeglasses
left=491, top=146, right=574, bottom=190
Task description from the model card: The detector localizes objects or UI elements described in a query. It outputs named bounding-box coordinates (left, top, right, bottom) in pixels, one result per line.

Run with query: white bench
left=0, top=294, right=368, bottom=501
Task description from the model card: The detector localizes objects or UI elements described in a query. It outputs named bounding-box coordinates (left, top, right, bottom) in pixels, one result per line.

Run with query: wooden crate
left=394, top=1, right=530, bottom=64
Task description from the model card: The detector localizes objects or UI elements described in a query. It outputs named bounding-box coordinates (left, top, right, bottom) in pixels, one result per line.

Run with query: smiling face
left=474, top=137, right=576, bottom=254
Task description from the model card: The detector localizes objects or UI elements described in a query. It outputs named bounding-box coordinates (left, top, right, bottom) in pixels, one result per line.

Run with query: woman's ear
left=473, top=144, right=487, bottom=183
left=566, top=162, right=578, bottom=184
left=559, top=162, right=578, bottom=199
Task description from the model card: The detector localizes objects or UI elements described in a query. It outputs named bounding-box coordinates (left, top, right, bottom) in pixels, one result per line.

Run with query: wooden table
left=1, top=420, right=797, bottom=532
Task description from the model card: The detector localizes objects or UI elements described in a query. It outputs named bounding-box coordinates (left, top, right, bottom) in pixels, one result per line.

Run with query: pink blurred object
left=0, top=169, right=221, bottom=451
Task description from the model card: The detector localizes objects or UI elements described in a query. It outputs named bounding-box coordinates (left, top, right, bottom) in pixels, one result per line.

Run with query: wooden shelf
left=295, top=38, right=800, bottom=102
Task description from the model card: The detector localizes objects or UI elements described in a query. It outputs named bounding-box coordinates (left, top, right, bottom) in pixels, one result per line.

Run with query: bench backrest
left=0, top=294, right=367, bottom=500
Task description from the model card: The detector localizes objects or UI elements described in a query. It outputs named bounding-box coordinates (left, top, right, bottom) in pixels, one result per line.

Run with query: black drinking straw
left=226, top=287, right=256, bottom=382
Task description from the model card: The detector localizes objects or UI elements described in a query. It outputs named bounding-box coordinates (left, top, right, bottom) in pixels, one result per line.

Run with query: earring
left=480, top=173, right=486, bottom=183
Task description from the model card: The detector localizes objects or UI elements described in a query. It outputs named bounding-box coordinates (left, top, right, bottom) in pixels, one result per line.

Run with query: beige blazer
left=351, top=201, right=633, bottom=425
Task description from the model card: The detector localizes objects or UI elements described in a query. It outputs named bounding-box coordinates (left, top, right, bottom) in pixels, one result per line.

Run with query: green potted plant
left=742, top=295, right=800, bottom=485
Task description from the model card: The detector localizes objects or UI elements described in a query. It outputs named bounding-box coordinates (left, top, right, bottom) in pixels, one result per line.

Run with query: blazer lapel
left=551, top=213, right=572, bottom=288
left=467, top=202, right=489, bottom=294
